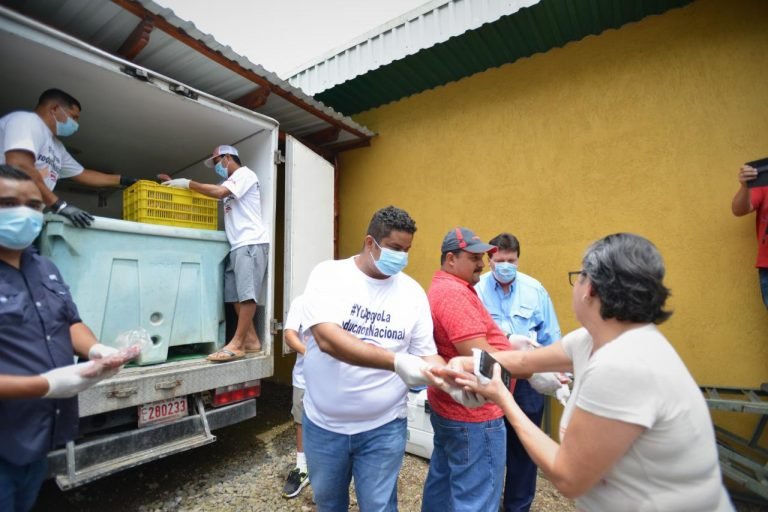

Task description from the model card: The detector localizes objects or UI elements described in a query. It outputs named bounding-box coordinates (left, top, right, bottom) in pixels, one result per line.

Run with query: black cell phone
left=478, top=350, right=513, bottom=388
left=746, top=157, right=768, bottom=189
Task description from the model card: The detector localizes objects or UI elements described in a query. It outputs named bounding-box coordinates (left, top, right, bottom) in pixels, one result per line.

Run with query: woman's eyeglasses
left=568, top=270, right=585, bottom=286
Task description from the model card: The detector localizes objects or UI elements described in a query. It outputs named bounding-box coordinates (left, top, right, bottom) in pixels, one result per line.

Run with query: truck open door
left=282, top=136, right=335, bottom=354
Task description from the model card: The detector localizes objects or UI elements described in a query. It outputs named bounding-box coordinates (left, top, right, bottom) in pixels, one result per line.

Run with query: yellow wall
left=338, top=0, right=768, bottom=394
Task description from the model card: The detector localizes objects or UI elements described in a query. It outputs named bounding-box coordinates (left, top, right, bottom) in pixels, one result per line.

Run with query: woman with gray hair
left=431, top=233, right=733, bottom=511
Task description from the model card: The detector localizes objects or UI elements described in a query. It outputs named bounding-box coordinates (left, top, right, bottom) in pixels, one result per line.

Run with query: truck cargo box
left=0, top=4, right=335, bottom=488
left=0, top=2, right=282, bottom=358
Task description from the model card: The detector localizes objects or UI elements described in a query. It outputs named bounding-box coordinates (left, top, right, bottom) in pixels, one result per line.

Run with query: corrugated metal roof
left=288, top=0, right=693, bottom=115
left=288, top=0, right=541, bottom=96
left=0, top=0, right=375, bottom=152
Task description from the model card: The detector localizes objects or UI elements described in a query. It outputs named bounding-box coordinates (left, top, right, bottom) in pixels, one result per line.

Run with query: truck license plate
left=138, top=397, right=188, bottom=427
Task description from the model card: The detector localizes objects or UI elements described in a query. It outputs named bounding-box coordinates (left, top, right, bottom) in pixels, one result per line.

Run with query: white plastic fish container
left=38, top=215, right=230, bottom=365
left=406, top=388, right=434, bottom=459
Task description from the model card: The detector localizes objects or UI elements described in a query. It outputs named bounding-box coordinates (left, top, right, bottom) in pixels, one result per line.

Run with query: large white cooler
left=38, top=215, right=230, bottom=365
left=406, top=387, right=434, bottom=459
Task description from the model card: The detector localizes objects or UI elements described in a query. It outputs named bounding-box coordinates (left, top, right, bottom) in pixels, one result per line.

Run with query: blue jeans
left=503, top=380, right=545, bottom=512
left=0, top=458, right=48, bottom=512
left=303, top=414, right=406, bottom=512
left=422, top=413, right=506, bottom=512
left=760, top=268, right=768, bottom=310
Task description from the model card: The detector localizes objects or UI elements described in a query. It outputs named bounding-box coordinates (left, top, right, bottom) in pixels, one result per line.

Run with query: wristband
left=49, top=199, right=67, bottom=214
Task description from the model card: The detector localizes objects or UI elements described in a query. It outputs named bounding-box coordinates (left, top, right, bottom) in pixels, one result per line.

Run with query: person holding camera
left=731, top=163, right=768, bottom=309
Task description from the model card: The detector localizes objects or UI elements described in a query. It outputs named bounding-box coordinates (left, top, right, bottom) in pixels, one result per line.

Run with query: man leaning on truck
left=163, top=145, right=268, bottom=362
left=0, top=88, right=139, bottom=228
left=0, top=164, right=125, bottom=512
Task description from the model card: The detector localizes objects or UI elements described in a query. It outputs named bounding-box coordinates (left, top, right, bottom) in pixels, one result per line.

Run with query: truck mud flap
left=47, top=396, right=256, bottom=490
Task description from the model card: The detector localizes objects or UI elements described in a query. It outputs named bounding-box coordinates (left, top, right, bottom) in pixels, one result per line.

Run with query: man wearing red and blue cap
left=422, top=227, right=517, bottom=512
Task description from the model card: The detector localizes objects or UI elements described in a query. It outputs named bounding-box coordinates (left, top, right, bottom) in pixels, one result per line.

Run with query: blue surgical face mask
left=492, top=262, right=517, bottom=284
left=55, top=110, right=79, bottom=137
left=0, top=206, right=44, bottom=250
left=214, top=160, right=228, bottom=179
left=371, top=238, right=408, bottom=276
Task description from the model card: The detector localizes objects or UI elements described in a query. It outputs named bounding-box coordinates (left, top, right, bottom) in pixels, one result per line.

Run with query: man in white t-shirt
left=300, top=206, right=443, bottom=511
left=1, top=89, right=140, bottom=227
left=163, top=145, right=268, bottom=362
left=282, top=295, right=311, bottom=499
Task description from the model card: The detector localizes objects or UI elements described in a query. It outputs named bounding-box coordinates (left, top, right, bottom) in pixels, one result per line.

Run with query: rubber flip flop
left=245, top=348, right=262, bottom=354
left=207, top=348, right=245, bottom=363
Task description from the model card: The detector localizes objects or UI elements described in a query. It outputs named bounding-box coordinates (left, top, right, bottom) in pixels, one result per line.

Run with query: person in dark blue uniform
left=0, top=164, right=123, bottom=512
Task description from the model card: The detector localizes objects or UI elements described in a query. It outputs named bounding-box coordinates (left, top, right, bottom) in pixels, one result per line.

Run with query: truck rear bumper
left=47, top=398, right=256, bottom=490
left=78, top=354, right=271, bottom=417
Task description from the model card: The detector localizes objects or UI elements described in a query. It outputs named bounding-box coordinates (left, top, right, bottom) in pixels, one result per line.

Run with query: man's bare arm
left=0, top=374, right=49, bottom=399
left=5, top=149, right=58, bottom=206
left=70, top=169, right=121, bottom=188
left=189, top=181, right=231, bottom=199
left=310, top=323, right=395, bottom=370
left=732, top=165, right=757, bottom=216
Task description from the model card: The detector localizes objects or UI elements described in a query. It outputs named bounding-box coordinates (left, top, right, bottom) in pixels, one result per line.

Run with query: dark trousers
left=0, top=458, right=48, bottom=512
left=502, top=380, right=545, bottom=512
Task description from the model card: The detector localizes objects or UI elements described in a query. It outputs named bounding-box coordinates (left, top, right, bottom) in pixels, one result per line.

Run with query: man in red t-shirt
left=422, top=227, right=516, bottom=512
left=732, top=163, right=768, bottom=309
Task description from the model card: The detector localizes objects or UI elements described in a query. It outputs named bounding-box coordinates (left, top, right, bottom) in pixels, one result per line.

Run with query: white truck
left=0, top=5, right=334, bottom=489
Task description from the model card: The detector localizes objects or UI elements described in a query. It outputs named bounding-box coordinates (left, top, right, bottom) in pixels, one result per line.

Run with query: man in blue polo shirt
left=474, top=232, right=560, bottom=512
left=0, top=164, right=123, bottom=512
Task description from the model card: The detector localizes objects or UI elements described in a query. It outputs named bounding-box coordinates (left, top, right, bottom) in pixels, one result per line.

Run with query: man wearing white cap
left=163, top=145, right=268, bottom=362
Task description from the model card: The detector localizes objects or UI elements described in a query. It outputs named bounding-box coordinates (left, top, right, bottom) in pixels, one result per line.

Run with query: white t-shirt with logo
left=221, top=166, right=269, bottom=250
left=301, top=257, right=437, bottom=435
left=284, top=295, right=309, bottom=390
left=0, top=111, right=83, bottom=190
left=560, top=326, right=733, bottom=512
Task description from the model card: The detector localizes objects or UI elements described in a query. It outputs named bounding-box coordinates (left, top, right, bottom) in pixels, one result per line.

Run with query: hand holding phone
left=472, top=348, right=513, bottom=388
left=745, top=158, right=768, bottom=188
